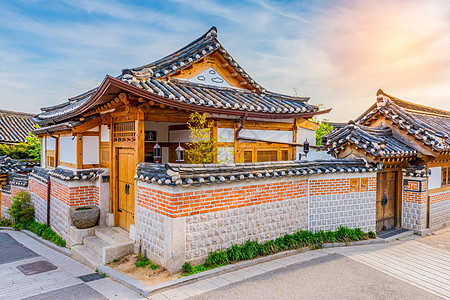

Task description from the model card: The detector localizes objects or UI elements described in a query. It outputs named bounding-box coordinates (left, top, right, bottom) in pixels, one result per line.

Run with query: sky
left=1, top=0, right=450, bottom=122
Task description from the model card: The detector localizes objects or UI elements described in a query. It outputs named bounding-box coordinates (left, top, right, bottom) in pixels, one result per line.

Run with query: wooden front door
left=376, top=171, right=397, bottom=232
left=117, top=148, right=135, bottom=231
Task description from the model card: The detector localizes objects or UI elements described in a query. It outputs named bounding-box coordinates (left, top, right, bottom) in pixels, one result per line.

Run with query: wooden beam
left=72, top=118, right=102, bottom=134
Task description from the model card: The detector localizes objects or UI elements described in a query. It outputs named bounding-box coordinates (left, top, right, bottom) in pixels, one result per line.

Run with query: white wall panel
left=429, top=167, right=441, bottom=190
left=83, top=136, right=99, bottom=164
left=240, top=129, right=292, bottom=143
left=218, top=147, right=234, bottom=163
left=297, top=128, right=316, bottom=146
left=41, top=137, right=46, bottom=167
left=218, top=128, right=234, bottom=143
left=59, top=136, right=77, bottom=164
left=100, top=125, right=110, bottom=142
left=47, top=137, right=56, bottom=150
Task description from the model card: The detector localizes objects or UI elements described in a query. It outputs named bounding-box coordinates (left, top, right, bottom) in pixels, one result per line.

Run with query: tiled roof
left=356, top=90, right=450, bottom=151
left=326, top=122, right=417, bottom=158
left=0, top=110, right=36, bottom=143
left=7, top=173, right=28, bottom=187
left=135, top=159, right=377, bottom=187
left=120, top=76, right=315, bottom=114
left=0, top=156, right=37, bottom=174
left=403, top=165, right=428, bottom=178
left=34, top=27, right=322, bottom=125
left=30, top=166, right=103, bottom=182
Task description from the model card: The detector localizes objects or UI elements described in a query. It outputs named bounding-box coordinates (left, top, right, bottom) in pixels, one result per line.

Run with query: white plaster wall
left=144, top=121, right=182, bottom=143
left=297, top=127, right=316, bottom=146
left=83, top=136, right=99, bottom=164
left=100, top=125, right=110, bottom=142
left=429, top=167, right=441, bottom=190
left=169, top=130, right=191, bottom=143
left=47, top=137, right=56, bottom=150
left=218, top=128, right=234, bottom=143
left=240, top=129, right=292, bottom=143
left=41, top=137, right=46, bottom=167
left=59, top=136, right=77, bottom=164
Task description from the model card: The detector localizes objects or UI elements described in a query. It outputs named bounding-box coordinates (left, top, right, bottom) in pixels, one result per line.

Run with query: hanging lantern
left=153, top=143, right=161, bottom=163
left=321, top=135, right=328, bottom=147
left=303, top=139, right=310, bottom=155
left=175, top=143, right=185, bottom=163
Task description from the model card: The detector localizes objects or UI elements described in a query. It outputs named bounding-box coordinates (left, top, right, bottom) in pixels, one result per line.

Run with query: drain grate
left=17, top=260, right=58, bottom=275
left=78, top=273, right=104, bottom=282
left=377, top=228, right=409, bottom=239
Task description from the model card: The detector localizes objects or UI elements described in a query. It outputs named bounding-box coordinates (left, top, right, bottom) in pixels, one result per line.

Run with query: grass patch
left=181, top=227, right=375, bottom=276
left=135, top=253, right=158, bottom=270
left=18, top=220, right=66, bottom=247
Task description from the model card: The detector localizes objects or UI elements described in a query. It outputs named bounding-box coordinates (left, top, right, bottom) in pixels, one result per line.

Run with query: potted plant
left=70, top=205, right=100, bottom=229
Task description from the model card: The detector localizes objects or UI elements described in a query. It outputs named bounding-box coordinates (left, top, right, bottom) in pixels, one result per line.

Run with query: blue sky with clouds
left=1, top=0, right=450, bottom=121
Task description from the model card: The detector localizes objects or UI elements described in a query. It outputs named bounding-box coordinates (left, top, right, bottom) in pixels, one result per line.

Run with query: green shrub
left=8, top=191, right=35, bottom=228
left=182, top=262, right=193, bottom=274
left=0, top=217, right=12, bottom=227
left=19, top=220, right=66, bottom=247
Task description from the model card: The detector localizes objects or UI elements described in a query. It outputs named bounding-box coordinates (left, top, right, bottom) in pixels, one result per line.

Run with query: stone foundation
left=429, top=190, right=450, bottom=229
left=402, top=177, right=428, bottom=234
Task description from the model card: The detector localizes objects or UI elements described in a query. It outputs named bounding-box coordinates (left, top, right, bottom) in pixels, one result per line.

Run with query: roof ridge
left=377, top=89, right=450, bottom=117
left=0, top=109, right=35, bottom=117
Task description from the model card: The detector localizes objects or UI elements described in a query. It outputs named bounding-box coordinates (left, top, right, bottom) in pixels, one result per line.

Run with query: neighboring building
left=326, top=89, right=450, bottom=234
left=0, top=109, right=36, bottom=144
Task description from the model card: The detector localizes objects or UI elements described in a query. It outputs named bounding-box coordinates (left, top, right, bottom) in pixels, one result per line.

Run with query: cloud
left=0, top=0, right=450, bottom=122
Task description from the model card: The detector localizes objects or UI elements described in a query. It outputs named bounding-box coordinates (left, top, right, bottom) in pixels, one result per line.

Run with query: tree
left=0, top=128, right=40, bottom=160
left=185, top=112, right=216, bottom=164
left=316, top=121, right=333, bottom=146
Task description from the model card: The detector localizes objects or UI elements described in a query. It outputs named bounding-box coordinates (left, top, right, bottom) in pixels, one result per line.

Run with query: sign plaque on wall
left=145, top=131, right=157, bottom=142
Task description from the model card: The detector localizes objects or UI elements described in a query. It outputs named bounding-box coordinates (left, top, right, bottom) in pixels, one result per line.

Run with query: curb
left=0, top=227, right=71, bottom=257
left=99, top=238, right=385, bottom=297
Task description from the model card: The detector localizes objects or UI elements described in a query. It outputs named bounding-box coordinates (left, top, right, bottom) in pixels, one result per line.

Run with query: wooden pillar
left=234, top=121, right=239, bottom=163
left=76, top=134, right=83, bottom=169
left=293, top=119, right=299, bottom=160
left=135, top=117, right=145, bottom=166
left=211, top=121, right=218, bottom=163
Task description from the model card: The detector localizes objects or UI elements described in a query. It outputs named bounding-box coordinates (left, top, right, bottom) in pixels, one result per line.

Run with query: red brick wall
left=50, top=179, right=99, bottom=207
left=430, top=190, right=450, bottom=204
left=403, top=190, right=427, bottom=204
left=137, top=179, right=308, bottom=218
left=309, top=177, right=376, bottom=196
left=29, top=178, right=48, bottom=201
left=1, top=192, right=11, bottom=209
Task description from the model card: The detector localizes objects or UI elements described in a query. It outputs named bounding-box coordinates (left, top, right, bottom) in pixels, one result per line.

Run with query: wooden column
left=135, top=117, right=145, bottom=166
left=76, top=134, right=83, bottom=169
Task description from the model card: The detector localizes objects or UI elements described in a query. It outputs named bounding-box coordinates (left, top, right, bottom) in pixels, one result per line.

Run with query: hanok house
left=18, top=27, right=379, bottom=272
left=326, top=89, right=450, bottom=234
left=0, top=109, right=36, bottom=145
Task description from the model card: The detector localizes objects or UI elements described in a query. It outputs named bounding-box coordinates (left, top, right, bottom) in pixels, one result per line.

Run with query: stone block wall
left=136, top=172, right=377, bottom=271
left=429, top=190, right=450, bottom=229
left=402, top=177, right=427, bottom=233
left=309, top=177, right=376, bottom=232
left=29, top=178, right=48, bottom=223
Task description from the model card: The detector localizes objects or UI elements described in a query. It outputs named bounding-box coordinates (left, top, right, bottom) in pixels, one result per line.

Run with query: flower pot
left=70, top=205, right=100, bottom=229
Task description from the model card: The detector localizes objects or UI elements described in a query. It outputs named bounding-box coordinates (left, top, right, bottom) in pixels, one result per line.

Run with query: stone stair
left=71, top=227, right=134, bottom=270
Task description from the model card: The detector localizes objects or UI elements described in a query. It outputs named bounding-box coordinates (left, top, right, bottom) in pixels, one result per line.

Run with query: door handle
left=125, top=183, right=130, bottom=194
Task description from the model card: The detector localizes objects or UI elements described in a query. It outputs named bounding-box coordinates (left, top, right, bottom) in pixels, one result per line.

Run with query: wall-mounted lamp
left=175, top=143, right=185, bottom=163
left=377, top=161, right=384, bottom=170
left=153, top=143, right=161, bottom=164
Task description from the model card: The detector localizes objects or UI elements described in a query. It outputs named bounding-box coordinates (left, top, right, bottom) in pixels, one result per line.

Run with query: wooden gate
left=376, top=171, right=397, bottom=232
left=117, top=148, right=135, bottom=231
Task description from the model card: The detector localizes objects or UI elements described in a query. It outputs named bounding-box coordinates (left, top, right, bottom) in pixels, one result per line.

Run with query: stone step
left=71, top=245, right=102, bottom=270
left=95, top=227, right=130, bottom=246
left=84, top=235, right=109, bottom=255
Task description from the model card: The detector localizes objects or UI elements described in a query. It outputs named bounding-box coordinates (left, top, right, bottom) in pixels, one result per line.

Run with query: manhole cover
left=17, top=260, right=57, bottom=275
left=78, top=273, right=104, bottom=282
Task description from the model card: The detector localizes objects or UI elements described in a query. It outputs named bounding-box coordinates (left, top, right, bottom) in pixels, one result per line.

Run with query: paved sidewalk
left=0, top=230, right=144, bottom=300
left=149, top=233, right=450, bottom=299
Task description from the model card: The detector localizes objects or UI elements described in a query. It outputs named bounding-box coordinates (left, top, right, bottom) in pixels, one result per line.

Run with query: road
left=151, top=228, right=450, bottom=300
